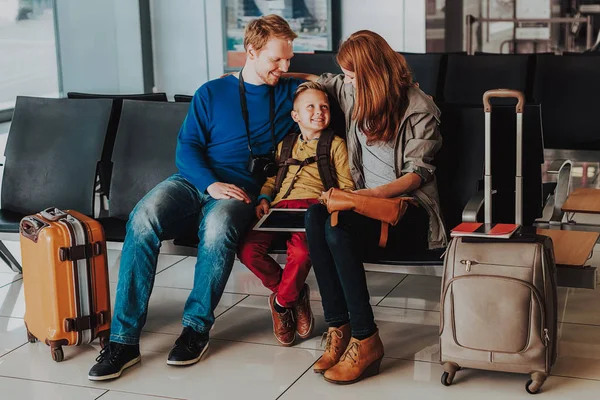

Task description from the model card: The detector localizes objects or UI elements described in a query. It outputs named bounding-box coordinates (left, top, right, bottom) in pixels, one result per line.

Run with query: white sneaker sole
left=166, top=342, right=209, bottom=366
left=88, top=355, right=141, bottom=381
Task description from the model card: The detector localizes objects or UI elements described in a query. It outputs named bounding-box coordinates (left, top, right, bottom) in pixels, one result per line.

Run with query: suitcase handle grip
left=41, top=207, right=67, bottom=221
left=20, top=217, right=48, bottom=243
left=483, top=89, right=524, bottom=113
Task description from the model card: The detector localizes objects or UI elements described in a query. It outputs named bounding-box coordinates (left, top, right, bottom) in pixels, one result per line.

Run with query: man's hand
left=207, top=182, right=251, bottom=203
left=255, top=199, right=270, bottom=219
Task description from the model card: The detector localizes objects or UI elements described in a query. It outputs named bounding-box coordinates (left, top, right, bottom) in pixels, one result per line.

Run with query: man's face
left=291, top=89, right=331, bottom=133
left=250, top=37, right=294, bottom=86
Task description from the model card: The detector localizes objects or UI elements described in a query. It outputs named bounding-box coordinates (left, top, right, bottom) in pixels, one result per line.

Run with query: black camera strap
left=238, top=68, right=276, bottom=158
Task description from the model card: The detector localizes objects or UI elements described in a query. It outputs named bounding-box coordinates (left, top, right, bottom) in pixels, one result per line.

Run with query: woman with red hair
left=294, top=30, right=446, bottom=384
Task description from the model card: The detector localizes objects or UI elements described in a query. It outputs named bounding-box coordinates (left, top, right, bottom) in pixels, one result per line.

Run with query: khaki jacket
left=318, top=73, right=448, bottom=249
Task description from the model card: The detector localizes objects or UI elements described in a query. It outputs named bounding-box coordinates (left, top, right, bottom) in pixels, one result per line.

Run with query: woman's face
left=341, top=67, right=356, bottom=89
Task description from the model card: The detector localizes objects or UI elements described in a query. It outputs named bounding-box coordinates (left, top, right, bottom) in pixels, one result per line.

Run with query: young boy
left=238, top=82, right=355, bottom=346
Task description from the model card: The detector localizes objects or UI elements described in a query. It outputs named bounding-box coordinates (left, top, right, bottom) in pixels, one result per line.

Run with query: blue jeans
left=110, top=174, right=255, bottom=345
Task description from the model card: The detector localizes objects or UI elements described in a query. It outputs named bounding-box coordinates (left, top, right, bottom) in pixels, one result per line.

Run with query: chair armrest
left=462, top=189, right=497, bottom=222
left=537, top=159, right=572, bottom=226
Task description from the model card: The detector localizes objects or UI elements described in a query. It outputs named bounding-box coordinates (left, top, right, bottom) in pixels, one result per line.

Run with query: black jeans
left=305, top=203, right=429, bottom=338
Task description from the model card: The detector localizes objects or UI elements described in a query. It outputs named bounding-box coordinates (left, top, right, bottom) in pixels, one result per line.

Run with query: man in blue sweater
left=88, top=15, right=304, bottom=381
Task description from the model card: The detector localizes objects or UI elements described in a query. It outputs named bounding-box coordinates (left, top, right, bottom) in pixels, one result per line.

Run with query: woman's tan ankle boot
left=313, top=323, right=351, bottom=374
left=323, top=330, right=384, bottom=384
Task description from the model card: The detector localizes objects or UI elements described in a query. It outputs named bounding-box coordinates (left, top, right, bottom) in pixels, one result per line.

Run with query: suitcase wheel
left=51, top=347, right=64, bottom=362
left=525, top=379, right=541, bottom=395
left=441, top=371, right=454, bottom=386
left=26, top=330, right=37, bottom=344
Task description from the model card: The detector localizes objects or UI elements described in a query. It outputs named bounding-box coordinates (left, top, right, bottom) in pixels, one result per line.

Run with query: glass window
left=0, top=0, right=59, bottom=112
left=223, top=0, right=334, bottom=70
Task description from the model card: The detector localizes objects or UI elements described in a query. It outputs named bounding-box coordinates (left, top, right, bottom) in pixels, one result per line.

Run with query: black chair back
left=108, top=100, right=189, bottom=220
left=66, top=92, right=168, bottom=197
left=2, top=97, right=112, bottom=216
left=533, top=54, right=600, bottom=150
left=443, top=54, right=534, bottom=105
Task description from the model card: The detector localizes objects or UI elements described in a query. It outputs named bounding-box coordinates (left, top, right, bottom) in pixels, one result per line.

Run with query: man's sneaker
left=294, top=284, right=314, bottom=339
left=88, top=342, right=141, bottom=381
left=167, top=327, right=209, bottom=366
left=269, top=293, right=296, bottom=346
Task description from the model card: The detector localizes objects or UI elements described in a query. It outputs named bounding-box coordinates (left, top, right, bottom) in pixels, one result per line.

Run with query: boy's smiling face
left=291, top=89, right=331, bottom=138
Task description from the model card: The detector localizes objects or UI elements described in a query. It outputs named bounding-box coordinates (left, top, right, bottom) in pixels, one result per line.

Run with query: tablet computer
left=253, top=208, right=307, bottom=232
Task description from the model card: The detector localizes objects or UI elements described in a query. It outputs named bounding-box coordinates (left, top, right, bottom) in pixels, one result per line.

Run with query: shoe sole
left=268, top=296, right=295, bottom=347
left=87, top=355, right=141, bottom=381
left=166, top=342, right=209, bottom=366
left=323, top=355, right=384, bottom=385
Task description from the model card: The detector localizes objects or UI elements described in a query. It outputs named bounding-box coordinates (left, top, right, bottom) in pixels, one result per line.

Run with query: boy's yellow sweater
left=260, top=134, right=355, bottom=205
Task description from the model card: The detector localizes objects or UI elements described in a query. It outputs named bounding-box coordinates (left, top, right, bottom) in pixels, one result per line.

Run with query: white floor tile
left=377, top=275, right=441, bottom=311
left=280, top=358, right=600, bottom=400
left=98, top=390, right=181, bottom=399
left=0, top=376, right=105, bottom=400
left=557, top=285, right=600, bottom=325
left=107, top=283, right=246, bottom=336
left=553, top=322, right=600, bottom=380
left=210, top=295, right=328, bottom=350
left=0, top=316, right=26, bottom=357
left=0, top=271, right=21, bottom=287
left=0, top=279, right=25, bottom=318
left=373, top=306, right=440, bottom=362
left=0, top=334, right=318, bottom=400
left=210, top=294, right=440, bottom=363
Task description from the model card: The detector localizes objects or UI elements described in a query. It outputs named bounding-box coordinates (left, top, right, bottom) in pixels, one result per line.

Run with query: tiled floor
left=1, top=242, right=600, bottom=399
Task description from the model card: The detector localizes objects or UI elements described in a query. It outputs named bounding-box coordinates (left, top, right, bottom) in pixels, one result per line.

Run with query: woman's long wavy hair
left=336, top=30, right=413, bottom=144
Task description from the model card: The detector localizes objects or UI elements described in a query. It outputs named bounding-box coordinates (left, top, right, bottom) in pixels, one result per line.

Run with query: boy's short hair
left=244, top=14, right=298, bottom=52
left=293, top=82, right=329, bottom=106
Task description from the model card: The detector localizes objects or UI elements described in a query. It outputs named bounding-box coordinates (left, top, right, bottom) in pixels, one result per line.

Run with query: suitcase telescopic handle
left=41, top=207, right=67, bottom=221
left=482, top=89, right=525, bottom=226
left=483, top=89, right=524, bottom=113
left=20, top=216, right=48, bottom=243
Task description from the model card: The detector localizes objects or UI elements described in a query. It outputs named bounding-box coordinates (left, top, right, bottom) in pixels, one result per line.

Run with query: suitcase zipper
left=460, top=259, right=477, bottom=272
left=543, top=328, right=550, bottom=346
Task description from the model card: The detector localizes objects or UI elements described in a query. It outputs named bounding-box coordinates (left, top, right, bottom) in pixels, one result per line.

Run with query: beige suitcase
left=439, top=90, right=558, bottom=394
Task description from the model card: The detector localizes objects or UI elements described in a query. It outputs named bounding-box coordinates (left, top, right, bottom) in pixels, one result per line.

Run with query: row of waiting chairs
left=289, top=52, right=600, bottom=152
left=0, top=96, right=545, bottom=277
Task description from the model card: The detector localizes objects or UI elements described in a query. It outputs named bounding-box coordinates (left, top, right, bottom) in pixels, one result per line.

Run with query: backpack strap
left=274, top=132, right=300, bottom=195
left=316, top=130, right=339, bottom=190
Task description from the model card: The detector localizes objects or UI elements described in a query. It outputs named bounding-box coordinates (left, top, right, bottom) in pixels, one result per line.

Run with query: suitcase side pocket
left=442, top=275, right=547, bottom=354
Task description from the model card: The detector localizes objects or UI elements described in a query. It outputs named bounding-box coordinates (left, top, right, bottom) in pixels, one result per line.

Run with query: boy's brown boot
left=268, top=293, right=295, bottom=346
left=293, top=284, right=314, bottom=339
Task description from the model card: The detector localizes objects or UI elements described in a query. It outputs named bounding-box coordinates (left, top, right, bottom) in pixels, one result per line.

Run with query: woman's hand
left=352, top=188, right=383, bottom=197
left=256, top=199, right=271, bottom=219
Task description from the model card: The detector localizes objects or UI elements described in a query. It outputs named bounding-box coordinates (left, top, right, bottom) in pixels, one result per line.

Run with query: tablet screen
left=254, top=209, right=307, bottom=232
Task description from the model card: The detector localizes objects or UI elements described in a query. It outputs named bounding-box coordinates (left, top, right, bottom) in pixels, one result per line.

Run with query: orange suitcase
left=20, top=208, right=111, bottom=362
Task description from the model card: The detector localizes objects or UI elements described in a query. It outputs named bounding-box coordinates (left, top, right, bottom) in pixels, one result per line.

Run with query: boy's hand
left=256, top=199, right=271, bottom=219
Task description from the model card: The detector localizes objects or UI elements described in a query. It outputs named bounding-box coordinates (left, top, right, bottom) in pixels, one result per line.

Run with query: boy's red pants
left=238, top=199, right=318, bottom=308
